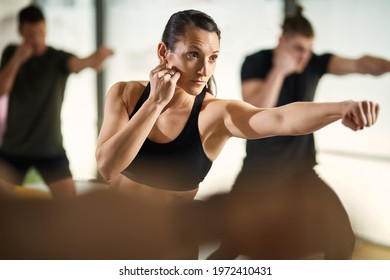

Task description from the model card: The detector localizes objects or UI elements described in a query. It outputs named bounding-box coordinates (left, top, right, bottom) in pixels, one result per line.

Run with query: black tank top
left=121, top=83, right=213, bottom=191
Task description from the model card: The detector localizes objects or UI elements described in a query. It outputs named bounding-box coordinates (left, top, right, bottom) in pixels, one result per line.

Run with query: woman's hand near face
left=149, top=64, right=180, bottom=107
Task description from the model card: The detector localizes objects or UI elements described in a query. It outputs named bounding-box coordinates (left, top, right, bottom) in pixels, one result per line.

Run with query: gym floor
left=352, top=239, right=390, bottom=260
left=9, top=184, right=390, bottom=260
left=198, top=239, right=390, bottom=260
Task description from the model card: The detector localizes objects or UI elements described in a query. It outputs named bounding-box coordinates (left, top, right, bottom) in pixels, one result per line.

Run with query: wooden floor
left=9, top=187, right=390, bottom=260
left=199, top=239, right=390, bottom=260
left=352, top=239, right=390, bottom=260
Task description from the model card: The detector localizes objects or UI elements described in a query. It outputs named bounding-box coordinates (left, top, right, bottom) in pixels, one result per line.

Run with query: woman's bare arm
left=96, top=65, right=180, bottom=181
left=218, top=99, right=379, bottom=140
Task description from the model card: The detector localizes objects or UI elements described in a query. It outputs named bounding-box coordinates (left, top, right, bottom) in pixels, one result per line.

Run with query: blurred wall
left=0, top=0, right=30, bottom=52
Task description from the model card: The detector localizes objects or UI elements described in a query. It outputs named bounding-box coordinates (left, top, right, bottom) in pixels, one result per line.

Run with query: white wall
left=43, top=1, right=98, bottom=180
left=0, top=0, right=31, bottom=52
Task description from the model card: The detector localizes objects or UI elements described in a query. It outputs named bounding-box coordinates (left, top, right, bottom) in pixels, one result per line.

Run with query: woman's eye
left=187, top=52, right=199, bottom=59
left=210, top=55, right=218, bottom=62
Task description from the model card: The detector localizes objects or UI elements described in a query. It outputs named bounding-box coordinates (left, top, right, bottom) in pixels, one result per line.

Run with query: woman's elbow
left=96, top=151, right=116, bottom=182
left=97, top=164, right=114, bottom=182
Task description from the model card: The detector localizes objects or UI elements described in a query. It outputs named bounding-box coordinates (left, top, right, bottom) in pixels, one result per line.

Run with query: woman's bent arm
left=96, top=82, right=165, bottom=181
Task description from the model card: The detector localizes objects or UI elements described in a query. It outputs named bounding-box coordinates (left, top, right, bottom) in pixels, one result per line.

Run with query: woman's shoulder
left=203, top=93, right=242, bottom=107
left=202, top=94, right=236, bottom=115
left=105, top=81, right=149, bottom=111
left=109, top=80, right=148, bottom=94
left=203, top=95, right=257, bottom=117
left=107, top=80, right=148, bottom=101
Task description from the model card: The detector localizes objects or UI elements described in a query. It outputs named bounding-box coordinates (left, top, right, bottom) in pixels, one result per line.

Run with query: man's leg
left=206, top=169, right=275, bottom=260
left=0, top=155, right=28, bottom=187
left=47, top=177, right=77, bottom=200
left=38, top=154, right=77, bottom=200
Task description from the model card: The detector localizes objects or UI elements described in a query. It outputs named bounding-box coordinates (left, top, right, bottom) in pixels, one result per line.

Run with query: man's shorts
left=0, top=152, right=72, bottom=185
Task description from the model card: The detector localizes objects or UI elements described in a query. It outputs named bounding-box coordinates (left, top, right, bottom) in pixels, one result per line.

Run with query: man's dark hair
left=18, top=5, right=45, bottom=26
left=282, top=5, right=314, bottom=38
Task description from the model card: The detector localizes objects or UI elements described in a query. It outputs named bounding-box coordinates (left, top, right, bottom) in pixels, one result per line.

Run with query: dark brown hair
left=282, top=5, right=314, bottom=38
left=19, top=5, right=45, bottom=26
left=162, top=10, right=221, bottom=95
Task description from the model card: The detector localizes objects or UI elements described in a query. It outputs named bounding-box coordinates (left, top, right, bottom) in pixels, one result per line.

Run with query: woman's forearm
left=245, top=100, right=378, bottom=139
left=96, top=99, right=164, bottom=181
left=272, top=100, right=378, bottom=136
left=274, top=101, right=347, bottom=135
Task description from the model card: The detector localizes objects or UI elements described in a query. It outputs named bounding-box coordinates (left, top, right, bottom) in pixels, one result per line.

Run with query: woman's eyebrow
left=188, top=45, right=220, bottom=54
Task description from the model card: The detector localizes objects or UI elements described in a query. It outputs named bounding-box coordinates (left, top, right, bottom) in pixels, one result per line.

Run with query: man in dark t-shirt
left=236, top=13, right=389, bottom=192
left=241, top=49, right=331, bottom=175
left=208, top=7, right=390, bottom=260
left=0, top=5, right=113, bottom=199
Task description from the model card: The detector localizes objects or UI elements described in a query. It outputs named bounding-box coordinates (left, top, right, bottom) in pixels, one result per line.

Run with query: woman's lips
left=191, top=80, right=206, bottom=85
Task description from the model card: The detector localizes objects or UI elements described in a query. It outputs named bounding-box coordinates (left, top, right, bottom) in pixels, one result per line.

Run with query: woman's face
left=166, top=27, right=220, bottom=95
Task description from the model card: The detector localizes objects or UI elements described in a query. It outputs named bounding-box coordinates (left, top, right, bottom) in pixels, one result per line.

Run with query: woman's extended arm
left=220, top=99, right=379, bottom=140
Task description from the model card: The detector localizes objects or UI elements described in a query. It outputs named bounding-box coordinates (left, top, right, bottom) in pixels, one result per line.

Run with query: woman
left=96, top=10, right=379, bottom=258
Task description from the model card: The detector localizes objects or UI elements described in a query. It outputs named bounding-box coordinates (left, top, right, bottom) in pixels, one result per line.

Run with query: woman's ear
left=157, top=42, right=168, bottom=64
left=18, top=25, right=24, bottom=37
left=278, top=36, right=284, bottom=46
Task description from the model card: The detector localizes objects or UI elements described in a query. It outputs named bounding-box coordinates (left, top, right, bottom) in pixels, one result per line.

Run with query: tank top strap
left=190, top=86, right=207, bottom=119
left=130, top=83, right=207, bottom=120
left=129, top=83, right=150, bottom=119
